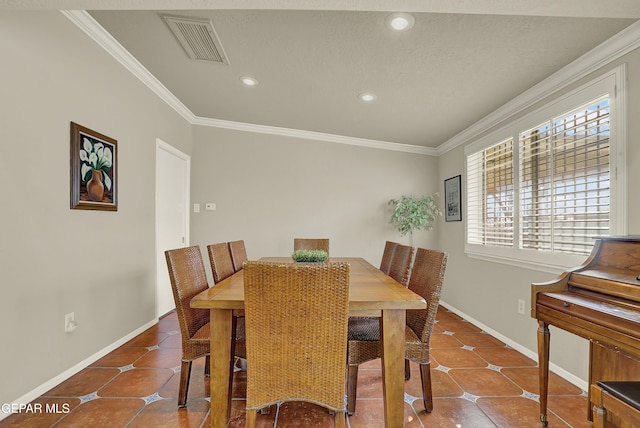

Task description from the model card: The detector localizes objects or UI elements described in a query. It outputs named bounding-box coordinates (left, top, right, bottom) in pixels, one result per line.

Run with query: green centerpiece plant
left=388, top=194, right=442, bottom=245
left=292, top=249, right=329, bottom=263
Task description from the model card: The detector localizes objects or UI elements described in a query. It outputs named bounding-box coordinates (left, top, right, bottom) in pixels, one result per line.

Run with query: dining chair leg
left=405, top=359, right=411, bottom=380
left=204, top=355, right=210, bottom=377
left=178, top=360, right=192, bottom=408
left=419, top=362, right=434, bottom=412
left=246, top=409, right=257, bottom=428
left=347, top=364, right=359, bottom=415
left=334, top=410, right=346, bottom=428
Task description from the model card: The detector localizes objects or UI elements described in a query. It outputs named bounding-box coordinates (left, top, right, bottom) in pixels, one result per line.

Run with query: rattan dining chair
left=387, top=243, right=415, bottom=286
left=346, top=247, right=448, bottom=414
left=293, top=238, right=330, bottom=254
left=243, top=261, right=350, bottom=428
left=379, top=241, right=398, bottom=275
left=164, top=245, right=246, bottom=408
left=228, top=240, right=248, bottom=272
left=207, top=242, right=235, bottom=283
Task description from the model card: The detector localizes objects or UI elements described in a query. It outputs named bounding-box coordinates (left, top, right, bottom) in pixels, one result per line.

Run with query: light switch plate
left=205, top=203, right=216, bottom=211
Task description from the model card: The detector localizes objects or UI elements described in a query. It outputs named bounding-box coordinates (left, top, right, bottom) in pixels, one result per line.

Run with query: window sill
left=465, top=244, right=588, bottom=275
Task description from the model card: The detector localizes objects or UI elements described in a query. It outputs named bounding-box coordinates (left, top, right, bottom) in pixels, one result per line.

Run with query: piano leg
left=537, top=320, right=550, bottom=427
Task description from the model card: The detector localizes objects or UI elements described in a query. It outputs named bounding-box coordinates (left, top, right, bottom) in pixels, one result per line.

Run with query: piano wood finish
left=532, top=236, right=640, bottom=426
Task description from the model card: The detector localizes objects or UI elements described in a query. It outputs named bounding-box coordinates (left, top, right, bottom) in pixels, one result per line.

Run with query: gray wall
left=189, top=126, right=439, bottom=273
left=0, top=11, right=192, bottom=405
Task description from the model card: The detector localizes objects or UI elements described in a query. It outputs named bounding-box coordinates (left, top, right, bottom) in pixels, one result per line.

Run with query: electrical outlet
left=65, top=312, right=78, bottom=333
left=517, top=299, right=526, bottom=315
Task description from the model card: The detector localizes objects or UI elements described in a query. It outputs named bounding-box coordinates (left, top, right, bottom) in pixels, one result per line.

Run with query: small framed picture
left=444, top=175, right=462, bottom=222
left=70, top=122, right=117, bottom=211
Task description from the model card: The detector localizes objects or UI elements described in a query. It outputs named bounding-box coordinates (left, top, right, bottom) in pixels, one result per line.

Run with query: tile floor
left=1, top=307, right=592, bottom=427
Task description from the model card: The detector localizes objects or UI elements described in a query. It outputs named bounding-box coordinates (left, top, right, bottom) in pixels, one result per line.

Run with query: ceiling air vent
left=163, top=15, right=230, bottom=65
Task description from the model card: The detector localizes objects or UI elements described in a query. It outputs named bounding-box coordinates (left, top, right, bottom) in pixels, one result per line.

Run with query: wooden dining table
left=191, top=257, right=426, bottom=428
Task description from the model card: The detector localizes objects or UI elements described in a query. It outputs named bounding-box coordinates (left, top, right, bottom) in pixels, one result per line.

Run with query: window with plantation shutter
left=464, top=68, right=625, bottom=273
left=519, top=98, right=610, bottom=256
left=467, top=139, right=514, bottom=247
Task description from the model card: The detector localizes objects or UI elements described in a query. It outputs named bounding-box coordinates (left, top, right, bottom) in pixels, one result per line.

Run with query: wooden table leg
left=380, top=309, right=406, bottom=428
left=537, top=320, right=550, bottom=427
left=210, top=308, right=235, bottom=428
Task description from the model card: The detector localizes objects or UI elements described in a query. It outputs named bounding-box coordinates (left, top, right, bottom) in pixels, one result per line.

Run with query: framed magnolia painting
left=70, top=122, right=117, bottom=211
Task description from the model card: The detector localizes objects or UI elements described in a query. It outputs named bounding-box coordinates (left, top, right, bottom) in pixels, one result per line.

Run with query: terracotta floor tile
left=158, top=364, right=211, bottom=401
left=127, top=398, right=209, bottom=428
left=44, top=367, right=120, bottom=397
left=501, top=367, right=584, bottom=395
left=473, top=347, right=538, bottom=367
left=430, top=333, right=464, bottom=348
left=272, top=401, right=335, bottom=427
left=431, top=323, right=445, bottom=333
left=405, top=368, right=464, bottom=398
left=548, top=394, right=593, bottom=428
left=227, top=402, right=277, bottom=428
left=477, top=396, right=570, bottom=427
left=436, top=321, right=483, bottom=333
left=54, top=398, right=144, bottom=427
left=89, top=347, right=149, bottom=368
left=156, top=313, right=179, bottom=332
left=358, top=358, right=381, bottom=370
left=123, top=331, right=169, bottom=347
left=430, top=348, right=488, bottom=368
left=158, top=333, right=182, bottom=348
left=133, top=347, right=183, bottom=369
left=98, top=368, right=174, bottom=397
left=352, top=368, right=383, bottom=399
left=453, top=332, right=506, bottom=348
left=414, top=397, right=497, bottom=427
left=345, top=398, right=384, bottom=427
left=0, top=397, right=81, bottom=428
left=435, top=308, right=463, bottom=322
left=449, top=368, right=523, bottom=396
left=403, top=403, right=428, bottom=428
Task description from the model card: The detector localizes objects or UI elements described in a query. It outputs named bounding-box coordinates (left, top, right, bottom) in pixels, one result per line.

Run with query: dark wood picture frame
left=444, top=175, right=462, bottom=222
left=70, top=122, right=118, bottom=211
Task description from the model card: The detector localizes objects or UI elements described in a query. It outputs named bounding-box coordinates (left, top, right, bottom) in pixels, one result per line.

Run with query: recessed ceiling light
left=240, top=76, right=259, bottom=86
left=358, top=92, right=377, bottom=102
left=385, top=13, right=415, bottom=31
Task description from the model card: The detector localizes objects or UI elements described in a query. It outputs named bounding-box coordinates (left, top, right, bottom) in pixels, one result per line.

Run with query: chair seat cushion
left=597, top=381, right=640, bottom=411
left=348, top=317, right=379, bottom=341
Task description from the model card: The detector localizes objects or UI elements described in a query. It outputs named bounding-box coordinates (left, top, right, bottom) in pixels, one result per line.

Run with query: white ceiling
left=5, top=1, right=640, bottom=150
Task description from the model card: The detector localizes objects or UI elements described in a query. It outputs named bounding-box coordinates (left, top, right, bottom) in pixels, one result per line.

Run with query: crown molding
left=192, top=116, right=436, bottom=155
left=61, top=10, right=434, bottom=155
left=436, top=20, right=640, bottom=156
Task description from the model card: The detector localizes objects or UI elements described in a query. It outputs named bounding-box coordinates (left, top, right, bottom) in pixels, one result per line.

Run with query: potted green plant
left=292, top=249, right=329, bottom=263
left=388, top=194, right=442, bottom=245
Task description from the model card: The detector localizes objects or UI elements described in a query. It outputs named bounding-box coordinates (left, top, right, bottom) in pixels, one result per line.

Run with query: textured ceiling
left=5, top=1, right=639, bottom=149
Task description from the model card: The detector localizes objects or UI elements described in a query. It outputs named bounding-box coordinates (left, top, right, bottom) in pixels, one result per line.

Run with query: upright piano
left=531, top=236, right=640, bottom=426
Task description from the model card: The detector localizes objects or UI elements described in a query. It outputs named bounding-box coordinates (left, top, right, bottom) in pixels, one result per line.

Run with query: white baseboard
left=0, top=318, right=158, bottom=422
left=439, top=301, right=588, bottom=392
